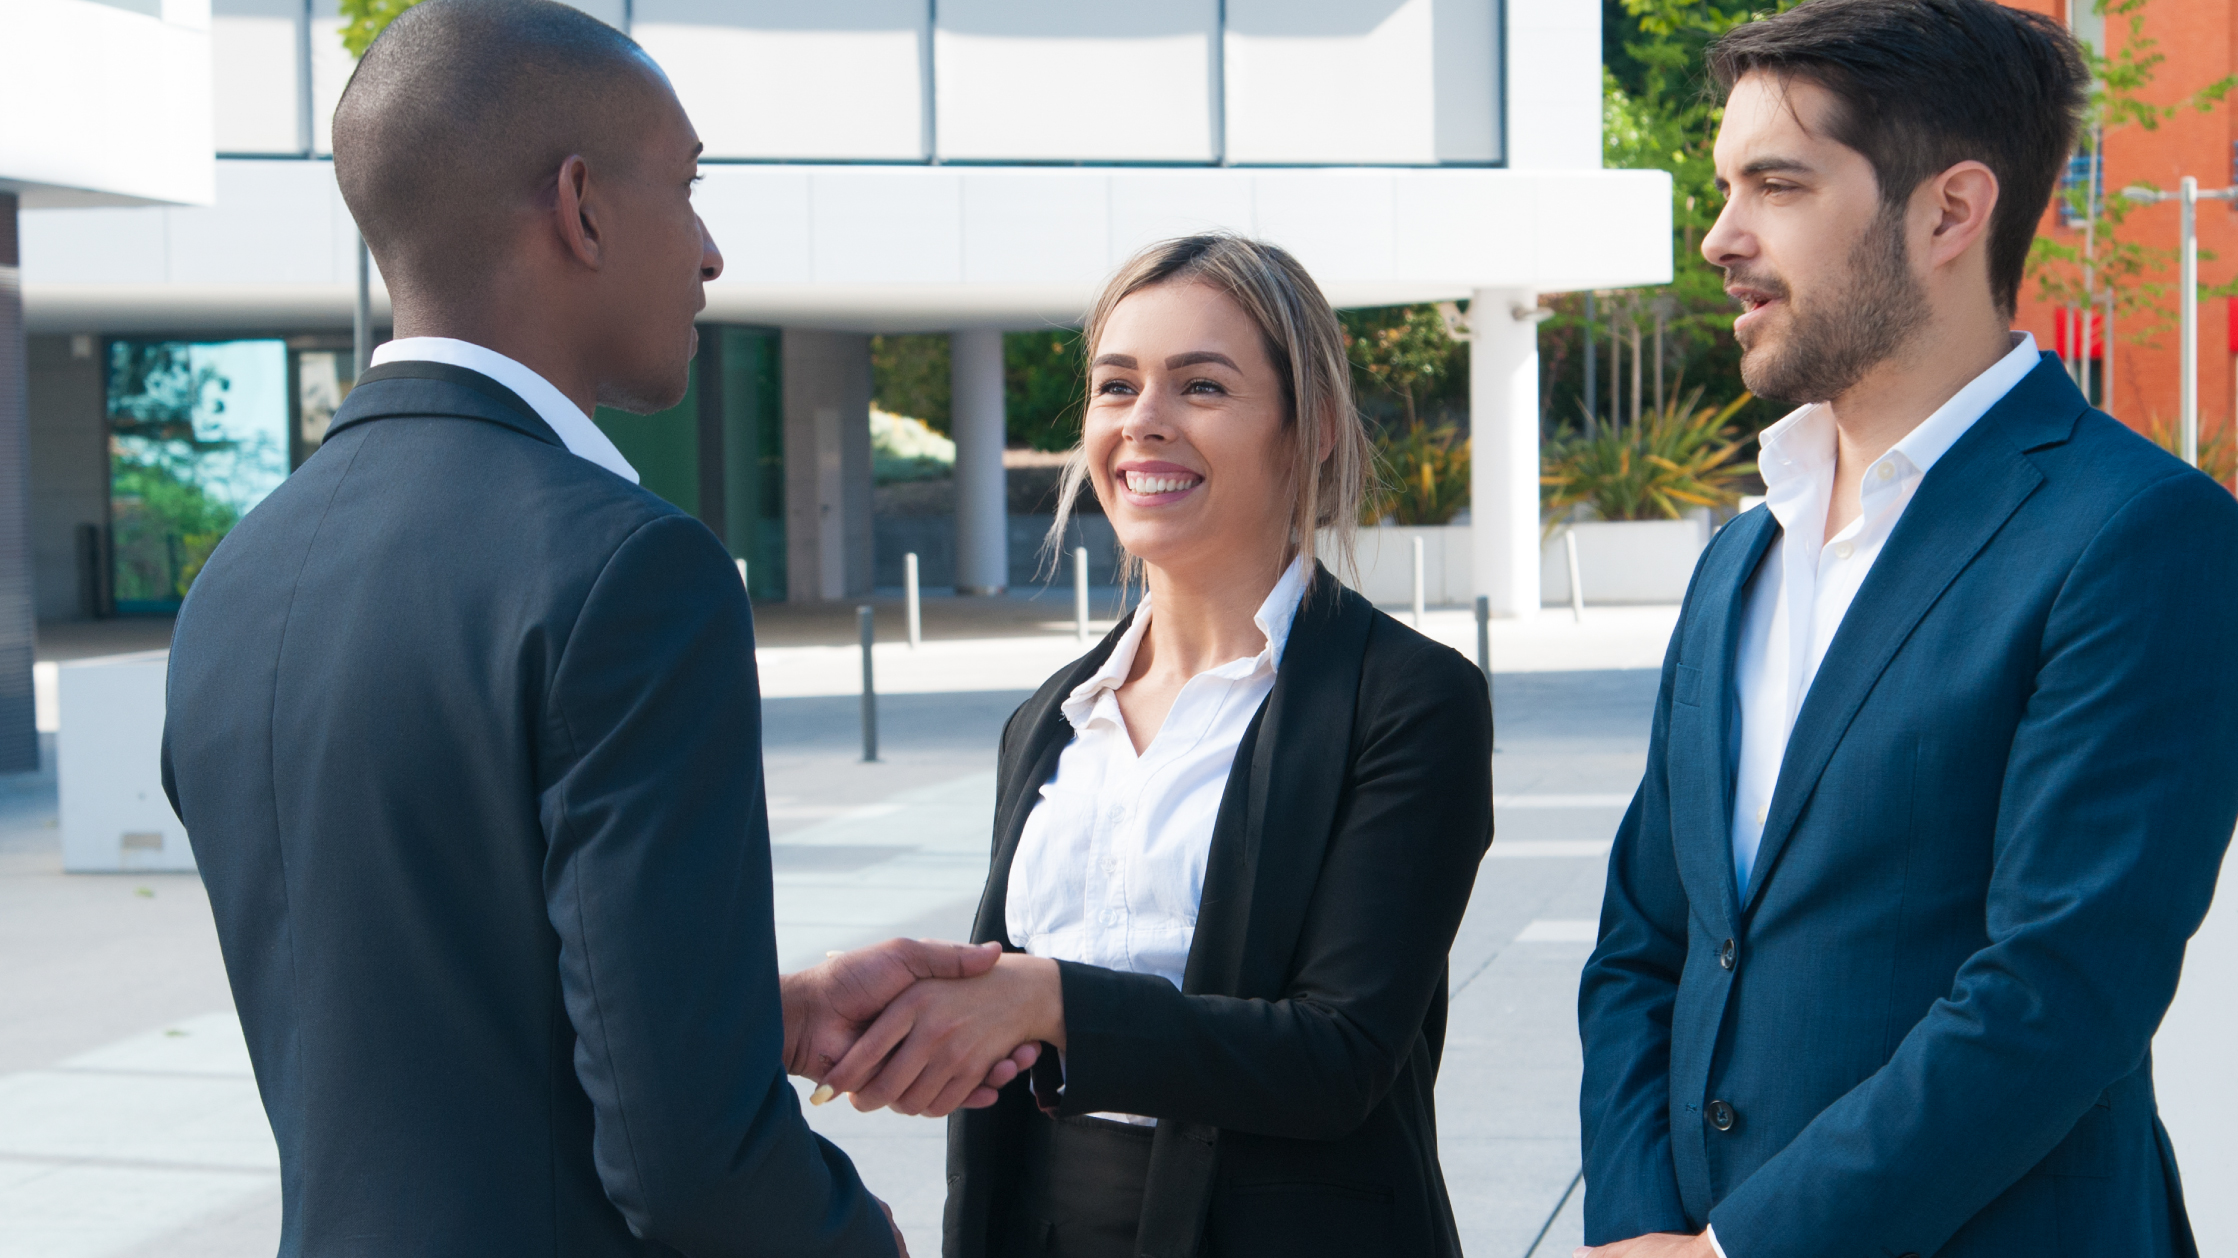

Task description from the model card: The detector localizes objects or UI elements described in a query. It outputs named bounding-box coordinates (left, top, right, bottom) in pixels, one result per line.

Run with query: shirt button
left=1754, top=804, right=1767, bottom=826
left=1876, top=462, right=1895, bottom=481
left=1707, top=1099, right=1737, bottom=1132
left=1834, top=542, right=1855, bottom=560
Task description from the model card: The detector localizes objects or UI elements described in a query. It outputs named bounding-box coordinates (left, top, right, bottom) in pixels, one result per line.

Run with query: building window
left=2058, top=148, right=2100, bottom=229
left=105, top=339, right=290, bottom=613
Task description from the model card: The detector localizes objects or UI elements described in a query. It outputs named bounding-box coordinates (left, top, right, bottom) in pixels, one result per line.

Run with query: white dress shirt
left=1712, top=332, right=2040, bottom=1258
left=1729, top=332, right=2039, bottom=889
left=1006, top=556, right=1308, bottom=1125
left=368, top=337, right=639, bottom=483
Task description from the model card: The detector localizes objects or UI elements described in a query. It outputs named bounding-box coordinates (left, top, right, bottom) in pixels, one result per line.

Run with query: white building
left=2, top=0, right=216, bottom=770
left=17, top=0, right=1669, bottom=621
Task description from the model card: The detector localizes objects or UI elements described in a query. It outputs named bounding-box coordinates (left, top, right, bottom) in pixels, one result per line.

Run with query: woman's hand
left=820, top=952, right=1065, bottom=1118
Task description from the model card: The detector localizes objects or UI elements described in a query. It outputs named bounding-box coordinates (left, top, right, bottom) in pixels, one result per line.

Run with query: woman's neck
left=1135, top=544, right=1293, bottom=681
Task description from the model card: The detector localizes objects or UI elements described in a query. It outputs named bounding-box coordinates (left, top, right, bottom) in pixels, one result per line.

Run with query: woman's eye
left=1095, top=379, right=1137, bottom=397
left=1183, top=378, right=1225, bottom=395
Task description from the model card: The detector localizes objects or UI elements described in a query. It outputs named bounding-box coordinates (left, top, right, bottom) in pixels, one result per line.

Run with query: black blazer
left=944, top=570, right=1494, bottom=1258
left=162, top=363, right=893, bottom=1257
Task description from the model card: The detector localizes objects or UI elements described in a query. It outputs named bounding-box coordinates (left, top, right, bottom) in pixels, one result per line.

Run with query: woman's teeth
left=1126, top=472, right=1200, bottom=494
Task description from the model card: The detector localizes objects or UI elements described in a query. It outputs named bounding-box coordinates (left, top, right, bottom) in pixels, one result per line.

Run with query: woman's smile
left=1116, top=460, right=1205, bottom=505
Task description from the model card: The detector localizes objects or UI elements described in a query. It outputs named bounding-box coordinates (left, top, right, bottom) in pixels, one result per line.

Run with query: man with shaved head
left=160, top=2, right=1016, bottom=1253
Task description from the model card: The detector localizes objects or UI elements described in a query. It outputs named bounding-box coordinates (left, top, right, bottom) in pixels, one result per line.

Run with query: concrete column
left=0, top=197, right=34, bottom=769
left=780, top=330, right=874, bottom=602
left=1471, top=287, right=1541, bottom=618
left=950, top=327, right=1008, bottom=595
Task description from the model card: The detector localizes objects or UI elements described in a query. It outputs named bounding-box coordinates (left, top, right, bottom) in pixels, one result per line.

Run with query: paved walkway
left=1, top=599, right=2230, bottom=1256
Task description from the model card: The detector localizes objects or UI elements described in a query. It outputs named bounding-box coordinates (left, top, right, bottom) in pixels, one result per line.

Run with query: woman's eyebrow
left=1091, top=353, right=1137, bottom=369
left=1165, top=351, right=1239, bottom=370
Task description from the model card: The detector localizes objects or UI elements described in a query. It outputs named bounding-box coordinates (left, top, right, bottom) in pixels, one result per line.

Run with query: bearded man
left=1576, top=2, right=2238, bottom=1257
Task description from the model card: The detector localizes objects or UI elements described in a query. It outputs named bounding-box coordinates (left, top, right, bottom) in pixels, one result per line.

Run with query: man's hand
left=1576, top=1232, right=1718, bottom=1258
left=780, top=938, right=1035, bottom=1110
left=821, top=952, right=1065, bottom=1119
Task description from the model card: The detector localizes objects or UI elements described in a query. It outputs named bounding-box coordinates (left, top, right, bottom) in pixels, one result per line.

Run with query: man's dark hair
left=1707, top=0, right=2088, bottom=315
left=332, top=0, right=666, bottom=291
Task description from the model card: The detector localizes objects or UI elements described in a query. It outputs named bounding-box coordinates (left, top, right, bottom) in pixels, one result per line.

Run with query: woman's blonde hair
left=1046, top=233, right=1370, bottom=595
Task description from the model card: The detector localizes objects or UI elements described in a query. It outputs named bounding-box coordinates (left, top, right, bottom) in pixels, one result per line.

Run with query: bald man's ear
left=551, top=153, right=604, bottom=269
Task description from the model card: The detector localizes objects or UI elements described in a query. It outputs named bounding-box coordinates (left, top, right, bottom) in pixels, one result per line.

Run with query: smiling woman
left=813, top=235, right=1494, bottom=1258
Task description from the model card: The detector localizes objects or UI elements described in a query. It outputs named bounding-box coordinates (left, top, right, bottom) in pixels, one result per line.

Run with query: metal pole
left=1474, top=594, right=1491, bottom=679
left=2104, top=288, right=2117, bottom=418
left=858, top=605, right=877, bottom=762
left=735, top=558, right=748, bottom=590
left=1564, top=528, right=1585, bottom=624
left=1073, top=546, right=1089, bottom=644
left=1582, top=292, right=1597, bottom=438
left=2183, top=176, right=2200, bottom=468
left=354, top=231, right=372, bottom=377
left=1410, top=535, right=1425, bottom=628
left=903, top=552, right=920, bottom=648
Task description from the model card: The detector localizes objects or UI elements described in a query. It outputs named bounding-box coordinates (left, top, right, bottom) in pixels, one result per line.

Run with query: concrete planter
left=1540, top=515, right=1708, bottom=605
left=1330, top=524, right=1474, bottom=606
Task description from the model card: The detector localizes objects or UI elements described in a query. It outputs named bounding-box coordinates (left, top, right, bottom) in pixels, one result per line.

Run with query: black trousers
left=1001, top=1112, right=1156, bottom=1258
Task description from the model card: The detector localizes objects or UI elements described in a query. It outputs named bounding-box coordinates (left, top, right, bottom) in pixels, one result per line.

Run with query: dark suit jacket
left=162, top=362, right=892, bottom=1257
left=943, top=570, right=1493, bottom=1258
left=1578, top=356, right=2238, bottom=1258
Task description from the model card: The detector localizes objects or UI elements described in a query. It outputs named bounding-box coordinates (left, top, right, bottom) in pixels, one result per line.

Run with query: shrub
left=1541, top=388, right=1757, bottom=525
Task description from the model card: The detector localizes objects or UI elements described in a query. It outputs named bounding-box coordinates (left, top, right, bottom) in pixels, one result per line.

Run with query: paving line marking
left=1494, top=794, right=1633, bottom=809
left=1515, top=919, right=1600, bottom=944
left=1486, top=840, right=1612, bottom=860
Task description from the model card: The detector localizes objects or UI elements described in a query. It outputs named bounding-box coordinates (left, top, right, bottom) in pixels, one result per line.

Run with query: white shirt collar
left=368, top=337, right=640, bottom=484
left=1755, top=332, right=2039, bottom=501
left=1061, top=555, right=1310, bottom=731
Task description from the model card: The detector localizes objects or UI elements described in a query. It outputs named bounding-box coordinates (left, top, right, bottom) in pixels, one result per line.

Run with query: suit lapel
left=968, top=616, right=1132, bottom=946
left=1670, top=510, right=1778, bottom=939
left=1742, top=361, right=2082, bottom=911
left=1182, top=568, right=1372, bottom=999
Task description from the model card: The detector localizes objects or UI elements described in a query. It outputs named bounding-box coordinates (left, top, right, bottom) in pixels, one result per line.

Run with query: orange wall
left=2002, top=0, right=2237, bottom=440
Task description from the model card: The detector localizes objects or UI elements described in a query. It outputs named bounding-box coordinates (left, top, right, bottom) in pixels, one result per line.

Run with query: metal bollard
left=904, top=552, right=921, bottom=649
left=858, top=605, right=878, bottom=762
left=1475, top=595, right=1491, bottom=680
left=1074, top=546, right=1090, bottom=644
left=1564, top=529, right=1586, bottom=624
left=1411, top=535, right=1426, bottom=628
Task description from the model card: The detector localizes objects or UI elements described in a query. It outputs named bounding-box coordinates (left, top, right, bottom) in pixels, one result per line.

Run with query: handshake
left=779, top=937, right=1068, bottom=1119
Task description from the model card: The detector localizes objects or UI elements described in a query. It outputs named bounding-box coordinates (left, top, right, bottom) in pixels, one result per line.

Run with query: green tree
left=870, top=334, right=952, bottom=431
left=337, top=0, right=422, bottom=57
left=1340, top=304, right=1467, bottom=433
left=106, top=342, right=243, bottom=601
left=1005, top=330, right=1087, bottom=452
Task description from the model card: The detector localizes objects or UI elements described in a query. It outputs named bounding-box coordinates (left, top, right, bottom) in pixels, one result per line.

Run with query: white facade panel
left=1393, top=170, right=1532, bottom=281
left=307, top=3, right=352, bottom=156
left=696, top=167, right=814, bottom=285
left=20, top=205, right=170, bottom=287
left=211, top=7, right=303, bottom=155
left=0, top=0, right=214, bottom=207
left=1505, top=0, right=1601, bottom=170
left=1224, top=0, right=1437, bottom=165
left=1250, top=171, right=1397, bottom=286
left=167, top=161, right=344, bottom=285
left=1432, top=0, right=1501, bottom=164
left=636, top=1, right=928, bottom=161
left=934, top=1, right=1215, bottom=162
left=1105, top=172, right=1256, bottom=260
left=959, top=173, right=1110, bottom=287
left=808, top=170, right=962, bottom=285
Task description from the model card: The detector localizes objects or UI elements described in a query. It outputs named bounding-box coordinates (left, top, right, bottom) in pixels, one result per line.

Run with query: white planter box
left=1541, top=515, right=1709, bottom=606
left=58, top=652, right=192, bottom=873
left=1329, top=524, right=1474, bottom=606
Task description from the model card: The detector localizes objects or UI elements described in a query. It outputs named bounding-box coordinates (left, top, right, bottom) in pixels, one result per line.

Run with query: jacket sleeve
left=1576, top=605, right=1696, bottom=1241
left=540, top=514, right=893, bottom=1258
left=1709, top=470, right=2238, bottom=1258
left=1049, top=636, right=1493, bottom=1140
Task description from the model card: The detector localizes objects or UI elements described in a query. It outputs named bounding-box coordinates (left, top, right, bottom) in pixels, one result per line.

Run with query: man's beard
left=1733, top=204, right=1926, bottom=405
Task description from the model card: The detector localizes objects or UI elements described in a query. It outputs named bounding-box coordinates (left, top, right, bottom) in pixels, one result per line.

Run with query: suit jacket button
left=1707, top=1100, right=1736, bottom=1131
left=1719, top=939, right=1736, bottom=970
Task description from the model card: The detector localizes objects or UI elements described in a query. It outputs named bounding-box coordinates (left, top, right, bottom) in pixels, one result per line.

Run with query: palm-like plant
left=2139, top=413, right=2236, bottom=490
left=1541, top=388, right=1758, bottom=526
left=1361, top=423, right=1471, bottom=526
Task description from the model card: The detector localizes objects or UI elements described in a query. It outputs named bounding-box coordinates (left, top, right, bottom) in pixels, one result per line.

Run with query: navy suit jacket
left=1578, top=357, right=2238, bottom=1258
left=161, top=363, right=892, bottom=1257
